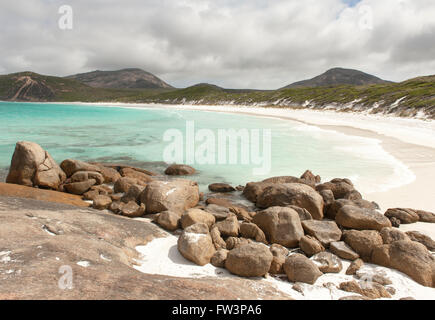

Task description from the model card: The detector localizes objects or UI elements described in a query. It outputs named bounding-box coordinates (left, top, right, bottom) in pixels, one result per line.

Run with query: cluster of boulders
left=5, top=141, right=435, bottom=299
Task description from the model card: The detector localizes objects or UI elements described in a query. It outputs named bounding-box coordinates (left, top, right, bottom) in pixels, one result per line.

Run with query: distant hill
left=66, top=68, right=173, bottom=89
left=282, top=67, right=391, bottom=89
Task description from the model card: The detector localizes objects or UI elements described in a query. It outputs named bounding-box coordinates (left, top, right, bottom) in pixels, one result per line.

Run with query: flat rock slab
left=0, top=196, right=292, bottom=300
left=0, top=182, right=90, bottom=207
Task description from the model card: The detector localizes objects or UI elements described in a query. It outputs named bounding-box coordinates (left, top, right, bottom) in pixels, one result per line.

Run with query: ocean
left=0, top=101, right=413, bottom=194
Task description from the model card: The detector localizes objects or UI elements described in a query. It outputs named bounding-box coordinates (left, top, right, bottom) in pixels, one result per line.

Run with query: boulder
left=256, top=183, right=324, bottom=220
left=229, top=206, right=253, bottom=222
left=178, top=223, right=216, bottom=266
left=417, top=210, right=435, bottom=223
left=242, top=182, right=274, bottom=203
left=338, top=280, right=391, bottom=300
left=319, top=189, right=334, bottom=210
left=92, top=195, right=112, bottom=210
left=83, top=189, right=100, bottom=201
left=286, top=205, right=312, bottom=221
left=343, top=230, right=383, bottom=262
left=214, top=215, right=240, bottom=238
left=140, top=179, right=199, bottom=214
left=120, top=167, right=154, bottom=183
left=164, top=164, right=196, bottom=176
left=0, top=182, right=89, bottom=207
left=380, top=227, right=410, bottom=244
left=211, top=249, right=229, bottom=268
left=225, top=237, right=251, bottom=250
left=384, top=208, right=420, bottom=224
left=252, top=206, right=304, bottom=248
left=96, top=165, right=121, bottom=183
left=205, top=204, right=231, bottom=221
left=301, top=220, right=342, bottom=247
left=60, top=159, right=101, bottom=177
left=310, top=252, right=342, bottom=273
left=225, top=243, right=273, bottom=277
left=405, top=231, right=435, bottom=251
left=155, top=211, right=181, bottom=231
left=300, top=170, right=321, bottom=184
left=346, top=258, right=364, bottom=275
left=329, top=241, right=359, bottom=260
left=114, top=177, right=143, bottom=194
left=121, top=184, right=145, bottom=204
left=210, top=226, right=227, bottom=250
left=316, top=179, right=359, bottom=200
left=208, top=183, right=236, bottom=193
left=63, top=179, right=96, bottom=195
left=269, top=244, right=288, bottom=274
left=90, top=184, right=113, bottom=195
left=118, top=201, right=146, bottom=218
left=299, top=235, right=325, bottom=257
left=336, top=205, right=392, bottom=231
left=181, top=208, right=216, bottom=229
left=283, top=253, right=323, bottom=285
left=240, top=223, right=267, bottom=244
left=326, top=199, right=378, bottom=220
left=262, top=176, right=315, bottom=187
left=71, top=171, right=104, bottom=185
left=6, top=141, right=66, bottom=190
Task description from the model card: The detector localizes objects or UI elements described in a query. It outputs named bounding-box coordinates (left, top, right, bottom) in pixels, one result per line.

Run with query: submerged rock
left=164, top=164, right=196, bottom=176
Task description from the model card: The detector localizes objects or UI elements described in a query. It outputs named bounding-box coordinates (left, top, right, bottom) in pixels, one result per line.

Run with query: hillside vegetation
left=0, top=71, right=434, bottom=119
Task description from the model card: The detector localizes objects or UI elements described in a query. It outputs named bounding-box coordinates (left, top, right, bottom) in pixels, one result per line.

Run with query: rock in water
left=164, top=164, right=196, bottom=176
left=140, top=179, right=199, bottom=214
left=336, top=205, right=392, bottom=231
left=252, top=206, right=304, bottom=248
left=301, top=220, right=342, bottom=247
left=225, top=243, right=273, bottom=277
left=6, top=141, right=66, bottom=190
left=256, top=183, right=324, bottom=220
left=283, top=254, right=323, bottom=285
left=208, top=183, right=236, bottom=193
left=346, top=258, right=364, bottom=275
left=177, top=223, right=216, bottom=266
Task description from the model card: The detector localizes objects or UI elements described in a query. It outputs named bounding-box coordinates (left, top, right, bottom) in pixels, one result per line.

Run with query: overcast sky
left=1, top=0, right=434, bottom=89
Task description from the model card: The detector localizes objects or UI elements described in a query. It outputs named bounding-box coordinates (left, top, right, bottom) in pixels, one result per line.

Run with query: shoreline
left=77, top=101, right=435, bottom=213
left=2, top=101, right=435, bottom=212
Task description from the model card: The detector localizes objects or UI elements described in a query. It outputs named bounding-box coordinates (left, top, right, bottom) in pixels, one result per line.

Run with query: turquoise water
left=0, top=101, right=409, bottom=193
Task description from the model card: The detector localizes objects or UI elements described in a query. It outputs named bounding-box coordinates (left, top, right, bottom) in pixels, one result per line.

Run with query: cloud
left=0, top=0, right=434, bottom=89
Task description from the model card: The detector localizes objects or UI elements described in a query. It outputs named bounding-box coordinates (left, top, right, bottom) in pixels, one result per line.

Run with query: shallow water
left=0, top=101, right=414, bottom=194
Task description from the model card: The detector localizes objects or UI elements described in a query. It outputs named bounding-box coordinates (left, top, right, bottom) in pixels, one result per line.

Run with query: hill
left=282, top=67, right=391, bottom=88
left=66, top=68, right=173, bottom=89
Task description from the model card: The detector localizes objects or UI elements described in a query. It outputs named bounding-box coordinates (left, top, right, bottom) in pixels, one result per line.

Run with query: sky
left=0, top=0, right=434, bottom=89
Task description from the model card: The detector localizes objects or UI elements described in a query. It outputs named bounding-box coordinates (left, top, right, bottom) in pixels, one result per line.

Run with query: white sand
left=134, top=234, right=435, bottom=300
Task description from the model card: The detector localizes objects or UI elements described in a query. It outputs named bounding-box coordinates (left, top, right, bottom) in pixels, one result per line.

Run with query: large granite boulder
left=256, top=183, right=324, bottom=220
left=71, top=171, right=104, bottom=185
left=178, top=223, right=216, bottom=266
left=316, top=178, right=360, bottom=200
left=181, top=208, right=216, bottom=229
left=164, top=164, right=196, bottom=176
left=283, top=253, right=323, bottom=285
left=326, top=199, right=378, bottom=220
left=64, top=179, right=96, bottom=195
left=336, top=205, right=392, bottom=231
left=240, top=223, right=267, bottom=244
left=384, top=208, right=420, bottom=224
left=120, top=167, right=154, bottom=184
left=214, top=215, right=240, bottom=238
left=60, top=159, right=101, bottom=177
left=299, top=235, right=325, bottom=257
left=417, top=210, right=435, bottom=223
left=225, top=243, right=273, bottom=277
left=252, top=206, right=304, bottom=247
left=371, top=240, right=435, bottom=287
left=343, top=230, right=383, bottom=262
left=95, top=165, right=121, bottom=183
left=140, top=179, right=199, bottom=214
left=6, top=141, right=66, bottom=190
left=405, top=231, right=435, bottom=252
left=301, top=220, right=342, bottom=247
left=329, top=241, right=359, bottom=260
left=155, top=211, right=181, bottom=231
left=380, top=227, right=410, bottom=244
left=208, top=183, right=236, bottom=193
